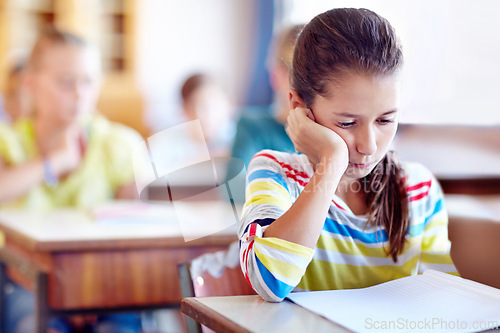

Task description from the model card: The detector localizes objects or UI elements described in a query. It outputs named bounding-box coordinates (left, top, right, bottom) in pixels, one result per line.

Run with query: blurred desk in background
left=394, top=124, right=500, bottom=194
left=445, top=194, right=500, bottom=220
left=438, top=177, right=500, bottom=195
left=0, top=201, right=238, bottom=333
left=148, top=184, right=221, bottom=201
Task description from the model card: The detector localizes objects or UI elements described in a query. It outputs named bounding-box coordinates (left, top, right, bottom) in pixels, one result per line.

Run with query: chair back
left=178, top=241, right=256, bottom=333
left=179, top=241, right=255, bottom=297
left=448, top=214, right=500, bottom=289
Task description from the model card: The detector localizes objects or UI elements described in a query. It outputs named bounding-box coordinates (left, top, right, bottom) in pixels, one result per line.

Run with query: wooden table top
left=0, top=200, right=239, bottom=252
left=182, top=295, right=348, bottom=333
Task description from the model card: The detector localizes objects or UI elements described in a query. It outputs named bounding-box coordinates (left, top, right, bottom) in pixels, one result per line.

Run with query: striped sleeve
left=239, top=150, right=314, bottom=302
left=408, top=166, right=458, bottom=275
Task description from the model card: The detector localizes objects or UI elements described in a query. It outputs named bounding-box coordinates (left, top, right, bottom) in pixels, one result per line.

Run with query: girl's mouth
left=349, top=162, right=373, bottom=169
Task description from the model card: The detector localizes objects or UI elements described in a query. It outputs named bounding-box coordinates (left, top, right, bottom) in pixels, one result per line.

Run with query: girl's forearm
left=263, top=157, right=344, bottom=249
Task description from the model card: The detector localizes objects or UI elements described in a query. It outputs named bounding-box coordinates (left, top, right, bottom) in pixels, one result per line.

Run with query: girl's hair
left=291, top=8, right=408, bottom=262
left=28, top=27, right=91, bottom=71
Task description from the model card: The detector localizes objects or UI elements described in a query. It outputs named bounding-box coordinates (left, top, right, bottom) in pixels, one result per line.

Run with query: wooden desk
left=181, top=295, right=348, bottom=333
left=394, top=124, right=500, bottom=195
left=0, top=201, right=238, bottom=333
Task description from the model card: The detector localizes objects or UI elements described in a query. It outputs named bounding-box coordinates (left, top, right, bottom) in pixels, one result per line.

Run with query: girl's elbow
left=262, top=295, right=285, bottom=303
left=251, top=283, right=287, bottom=303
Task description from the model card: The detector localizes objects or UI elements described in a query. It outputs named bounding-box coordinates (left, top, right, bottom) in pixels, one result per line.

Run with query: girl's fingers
left=287, top=108, right=299, bottom=129
left=289, top=107, right=306, bottom=124
left=304, top=108, right=316, bottom=122
left=287, top=107, right=316, bottom=139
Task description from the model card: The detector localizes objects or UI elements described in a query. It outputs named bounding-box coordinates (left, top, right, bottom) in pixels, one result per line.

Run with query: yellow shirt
left=0, top=114, right=142, bottom=210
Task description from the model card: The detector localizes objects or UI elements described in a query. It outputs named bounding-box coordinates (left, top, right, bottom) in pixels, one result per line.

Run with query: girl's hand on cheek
left=286, top=107, right=348, bottom=171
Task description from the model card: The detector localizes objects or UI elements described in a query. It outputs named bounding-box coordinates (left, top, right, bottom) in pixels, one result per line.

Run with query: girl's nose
left=356, top=126, right=377, bottom=156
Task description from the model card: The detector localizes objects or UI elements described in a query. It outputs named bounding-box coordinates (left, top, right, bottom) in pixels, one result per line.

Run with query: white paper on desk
left=93, top=201, right=178, bottom=225
left=287, top=270, right=500, bottom=333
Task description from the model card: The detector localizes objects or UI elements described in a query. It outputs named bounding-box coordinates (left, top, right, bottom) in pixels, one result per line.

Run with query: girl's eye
left=377, top=118, right=394, bottom=125
left=338, top=121, right=355, bottom=128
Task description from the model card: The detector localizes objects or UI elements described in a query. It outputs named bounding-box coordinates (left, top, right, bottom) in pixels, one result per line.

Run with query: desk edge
left=0, top=223, right=237, bottom=252
left=0, top=224, right=39, bottom=251
left=182, top=297, right=252, bottom=333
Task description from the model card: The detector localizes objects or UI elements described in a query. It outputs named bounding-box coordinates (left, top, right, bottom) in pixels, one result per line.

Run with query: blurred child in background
left=224, top=25, right=303, bottom=203
left=229, top=24, right=304, bottom=169
left=180, top=73, right=234, bottom=156
left=0, top=27, right=142, bottom=333
left=0, top=28, right=140, bottom=209
left=149, top=73, right=235, bottom=190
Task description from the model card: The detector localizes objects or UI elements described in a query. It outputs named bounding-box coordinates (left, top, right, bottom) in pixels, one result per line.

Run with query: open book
left=287, top=270, right=500, bottom=333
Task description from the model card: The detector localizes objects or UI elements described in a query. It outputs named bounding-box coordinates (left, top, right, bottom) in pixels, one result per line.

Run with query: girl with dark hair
left=239, top=8, right=457, bottom=302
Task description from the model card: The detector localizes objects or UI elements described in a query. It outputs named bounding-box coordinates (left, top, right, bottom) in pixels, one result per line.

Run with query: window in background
left=275, top=0, right=500, bottom=125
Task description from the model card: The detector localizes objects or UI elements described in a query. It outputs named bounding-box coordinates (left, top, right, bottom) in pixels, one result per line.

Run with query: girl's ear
left=289, top=90, right=307, bottom=110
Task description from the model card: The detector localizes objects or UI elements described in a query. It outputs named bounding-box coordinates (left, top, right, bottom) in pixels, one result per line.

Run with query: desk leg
left=34, top=272, right=50, bottom=333
left=0, top=262, right=6, bottom=333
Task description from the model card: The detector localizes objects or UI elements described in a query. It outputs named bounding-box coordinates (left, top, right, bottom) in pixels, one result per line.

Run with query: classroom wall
left=135, top=0, right=255, bottom=134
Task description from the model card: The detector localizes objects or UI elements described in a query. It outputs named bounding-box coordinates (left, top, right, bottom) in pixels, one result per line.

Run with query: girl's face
left=184, top=83, right=232, bottom=143
left=310, top=73, right=399, bottom=180
left=28, top=44, right=101, bottom=127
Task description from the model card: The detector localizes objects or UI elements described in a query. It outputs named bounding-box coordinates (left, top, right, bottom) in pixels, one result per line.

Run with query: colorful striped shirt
left=239, top=150, right=457, bottom=302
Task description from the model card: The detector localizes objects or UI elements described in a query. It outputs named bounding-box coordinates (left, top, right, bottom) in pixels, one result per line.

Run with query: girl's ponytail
left=364, top=151, right=409, bottom=262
